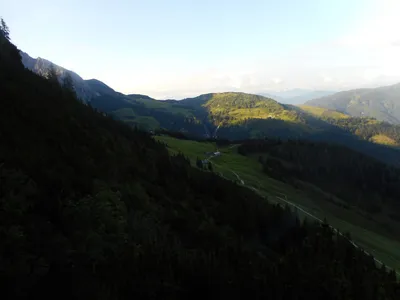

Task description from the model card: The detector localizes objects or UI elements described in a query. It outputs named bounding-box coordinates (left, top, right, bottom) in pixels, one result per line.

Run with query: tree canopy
left=0, top=18, right=10, bottom=40
left=1, top=19, right=399, bottom=299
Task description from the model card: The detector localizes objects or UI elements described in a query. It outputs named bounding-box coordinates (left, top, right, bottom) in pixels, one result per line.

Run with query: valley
left=19, top=51, right=400, bottom=167
left=157, top=135, right=400, bottom=274
left=2, top=16, right=400, bottom=298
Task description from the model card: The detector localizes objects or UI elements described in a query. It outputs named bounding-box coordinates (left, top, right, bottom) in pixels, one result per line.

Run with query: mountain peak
left=20, top=51, right=97, bottom=103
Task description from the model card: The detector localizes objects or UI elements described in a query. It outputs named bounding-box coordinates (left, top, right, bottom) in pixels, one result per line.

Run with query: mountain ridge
left=306, top=82, right=400, bottom=124
left=20, top=51, right=96, bottom=102
left=18, top=51, right=400, bottom=165
left=258, top=89, right=336, bottom=104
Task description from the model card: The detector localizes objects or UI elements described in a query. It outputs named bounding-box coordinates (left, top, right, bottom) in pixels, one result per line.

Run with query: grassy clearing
left=114, top=110, right=160, bottom=130
left=135, top=98, right=194, bottom=116
left=298, top=105, right=349, bottom=119
left=134, top=116, right=160, bottom=130
left=156, top=135, right=400, bottom=273
left=217, top=107, right=299, bottom=123
left=201, top=92, right=301, bottom=124
left=370, top=134, right=398, bottom=146
left=112, top=108, right=136, bottom=119
left=133, top=98, right=170, bottom=109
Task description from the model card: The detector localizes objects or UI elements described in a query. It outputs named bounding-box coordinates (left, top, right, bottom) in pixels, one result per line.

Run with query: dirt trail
left=207, top=145, right=400, bottom=275
left=260, top=191, right=400, bottom=276
left=231, top=170, right=244, bottom=185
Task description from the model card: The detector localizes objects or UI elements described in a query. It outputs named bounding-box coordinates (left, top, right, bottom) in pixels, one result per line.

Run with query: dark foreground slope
left=1, top=33, right=399, bottom=299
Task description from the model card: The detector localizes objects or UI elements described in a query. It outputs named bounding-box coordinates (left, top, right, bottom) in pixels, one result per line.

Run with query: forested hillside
left=176, top=93, right=400, bottom=165
left=19, top=54, right=210, bottom=136
left=20, top=51, right=95, bottom=103
left=238, top=139, right=400, bottom=220
left=87, top=82, right=209, bottom=136
left=19, top=49, right=400, bottom=166
left=2, top=21, right=400, bottom=299
left=180, top=92, right=307, bottom=138
left=305, top=83, right=400, bottom=124
left=329, top=118, right=400, bottom=146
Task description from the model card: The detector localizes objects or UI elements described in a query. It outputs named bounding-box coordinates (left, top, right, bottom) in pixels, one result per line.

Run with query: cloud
left=392, top=40, right=400, bottom=47
left=121, top=1, right=400, bottom=100
left=271, top=77, right=283, bottom=84
left=332, top=0, right=400, bottom=50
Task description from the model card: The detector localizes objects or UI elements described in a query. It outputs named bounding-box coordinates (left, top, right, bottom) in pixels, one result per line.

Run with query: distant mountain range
left=20, top=53, right=336, bottom=108
left=19, top=51, right=400, bottom=165
left=306, top=83, right=400, bottom=124
left=259, top=89, right=336, bottom=104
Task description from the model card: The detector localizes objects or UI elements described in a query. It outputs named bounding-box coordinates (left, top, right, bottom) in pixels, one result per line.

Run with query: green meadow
left=156, top=135, right=400, bottom=274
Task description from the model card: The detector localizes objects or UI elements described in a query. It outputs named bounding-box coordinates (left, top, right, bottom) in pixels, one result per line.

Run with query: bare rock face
left=20, top=51, right=95, bottom=103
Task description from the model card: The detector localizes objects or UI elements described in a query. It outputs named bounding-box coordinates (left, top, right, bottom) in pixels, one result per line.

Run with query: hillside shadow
left=288, top=105, right=400, bottom=166
left=181, top=97, right=400, bottom=166
left=89, top=87, right=400, bottom=166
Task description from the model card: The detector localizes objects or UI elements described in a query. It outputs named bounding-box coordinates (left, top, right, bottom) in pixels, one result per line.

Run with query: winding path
left=205, top=146, right=399, bottom=275
left=211, top=156, right=400, bottom=276
left=274, top=194, right=400, bottom=275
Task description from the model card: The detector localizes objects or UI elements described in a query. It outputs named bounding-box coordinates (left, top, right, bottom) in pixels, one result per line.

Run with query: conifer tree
left=0, top=18, right=10, bottom=40
left=62, top=72, right=76, bottom=96
left=47, top=64, right=59, bottom=84
left=196, top=157, right=203, bottom=169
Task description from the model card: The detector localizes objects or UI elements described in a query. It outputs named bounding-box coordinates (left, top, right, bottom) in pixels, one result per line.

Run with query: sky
left=2, top=0, right=400, bottom=99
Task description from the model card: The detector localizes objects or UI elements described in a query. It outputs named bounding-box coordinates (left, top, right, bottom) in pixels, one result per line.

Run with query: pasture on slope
left=370, top=134, right=399, bottom=147
left=298, top=105, right=350, bottom=120
left=156, top=135, right=400, bottom=274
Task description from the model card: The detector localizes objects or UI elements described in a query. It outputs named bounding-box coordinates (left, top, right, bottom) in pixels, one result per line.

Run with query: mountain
left=18, top=52, right=210, bottom=134
left=257, top=92, right=285, bottom=102
left=260, top=89, right=336, bottom=104
left=76, top=86, right=400, bottom=165
left=20, top=52, right=139, bottom=108
left=179, top=92, right=307, bottom=139
left=3, top=26, right=400, bottom=299
left=175, top=93, right=400, bottom=165
left=20, top=51, right=95, bottom=102
left=17, top=53, right=400, bottom=165
left=306, top=83, right=400, bottom=124
left=283, top=90, right=337, bottom=104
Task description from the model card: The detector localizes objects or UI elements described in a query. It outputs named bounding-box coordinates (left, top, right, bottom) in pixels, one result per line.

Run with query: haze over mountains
left=21, top=50, right=400, bottom=128
left=17, top=51, right=400, bottom=167
left=306, top=83, right=400, bottom=124
left=20, top=51, right=336, bottom=105
left=259, top=89, right=337, bottom=104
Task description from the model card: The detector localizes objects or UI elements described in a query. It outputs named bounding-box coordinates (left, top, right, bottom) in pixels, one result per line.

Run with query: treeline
left=154, top=128, right=234, bottom=147
left=331, top=117, right=400, bottom=144
left=238, top=139, right=400, bottom=216
left=1, top=21, right=400, bottom=299
left=98, top=96, right=210, bottom=137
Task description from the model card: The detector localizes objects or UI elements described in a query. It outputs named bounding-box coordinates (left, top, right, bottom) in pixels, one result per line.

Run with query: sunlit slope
left=371, top=134, right=399, bottom=146
left=157, top=135, right=400, bottom=274
left=298, top=105, right=350, bottom=120
left=182, top=92, right=303, bottom=124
